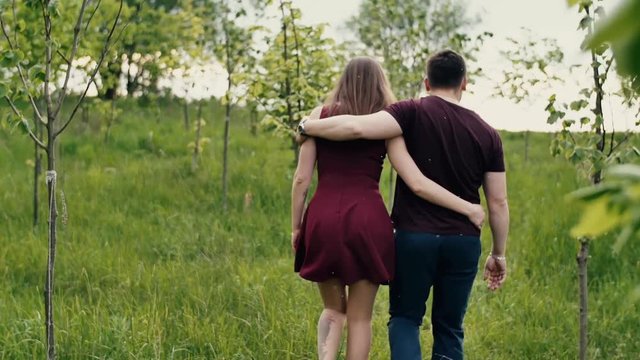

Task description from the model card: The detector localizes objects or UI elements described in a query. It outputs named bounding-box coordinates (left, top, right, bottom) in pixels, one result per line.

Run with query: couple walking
left=291, top=50, right=509, bottom=360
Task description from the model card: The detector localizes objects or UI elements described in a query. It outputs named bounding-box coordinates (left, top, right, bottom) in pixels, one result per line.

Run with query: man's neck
left=429, top=90, right=461, bottom=104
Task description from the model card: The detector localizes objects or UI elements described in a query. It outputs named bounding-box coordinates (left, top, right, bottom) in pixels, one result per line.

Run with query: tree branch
left=42, top=1, right=53, bottom=123
left=609, top=132, right=631, bottom=156
left=56, top=0, right=125, bottom=138
left=289, top=5, right=303, bottom=120
left=11, top=0, right=17, bottom=45
left=0, top=14, right=46, bottom=125
left=4, top=96, right=47, bottom=150
left=600, top=57, right=613, bottom=89
left=56, top=49, right=71, bottom=67
left=53, top=0, right=91, bottom=120
left=84, top=0, right=102, bottom=32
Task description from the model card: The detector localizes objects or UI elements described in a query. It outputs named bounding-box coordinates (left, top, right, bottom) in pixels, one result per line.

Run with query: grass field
left=1, top=100, right=639, bottom=359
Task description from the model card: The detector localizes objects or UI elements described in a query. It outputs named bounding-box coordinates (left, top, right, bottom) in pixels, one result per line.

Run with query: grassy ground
left=1, top=100, right=639, bottom=359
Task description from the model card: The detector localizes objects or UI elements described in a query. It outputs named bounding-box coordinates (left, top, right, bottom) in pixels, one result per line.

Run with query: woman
left=291, top=57, right=483, bottom=360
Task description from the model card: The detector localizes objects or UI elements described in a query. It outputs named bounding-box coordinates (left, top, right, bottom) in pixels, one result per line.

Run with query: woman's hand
left=466, top=203, right=485, bottom=230
left=291, top=229, right=300, bottom=252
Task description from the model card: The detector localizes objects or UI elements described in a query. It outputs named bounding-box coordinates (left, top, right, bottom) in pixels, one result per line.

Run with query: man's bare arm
left=483, top=172, right=509, bottom=256
left=303, top=110, right=402, bottom=141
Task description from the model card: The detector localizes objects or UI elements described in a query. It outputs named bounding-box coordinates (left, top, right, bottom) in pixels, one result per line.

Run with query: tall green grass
left=0, top=101, right=638, bottom=359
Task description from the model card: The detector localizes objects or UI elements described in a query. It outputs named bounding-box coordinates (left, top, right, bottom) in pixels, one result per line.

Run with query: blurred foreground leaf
left=570, top=164, right=640, bottom=252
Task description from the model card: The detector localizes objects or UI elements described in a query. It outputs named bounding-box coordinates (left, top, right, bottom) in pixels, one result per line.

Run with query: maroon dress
left=294, top=107, right=395, bottom=285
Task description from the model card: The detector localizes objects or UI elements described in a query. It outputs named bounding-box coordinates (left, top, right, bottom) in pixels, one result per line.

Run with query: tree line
left=0, top=1, right=482, bottom=358
left=1, top=0, right=639, bottom=359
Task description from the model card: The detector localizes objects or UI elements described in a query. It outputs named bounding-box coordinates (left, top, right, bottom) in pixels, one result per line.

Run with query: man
left=298, top=49, right=509, bottom=360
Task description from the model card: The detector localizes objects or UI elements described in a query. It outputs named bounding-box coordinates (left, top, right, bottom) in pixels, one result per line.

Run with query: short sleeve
left=486, top=130, right=505, bottom=172
left=384, top=100, right=417, bottom=134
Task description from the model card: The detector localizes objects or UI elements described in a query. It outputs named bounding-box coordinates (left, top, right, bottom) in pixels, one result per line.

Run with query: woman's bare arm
left=386, top=136, right=485, bottom=228
left=290, top=106, right=322, bottom=249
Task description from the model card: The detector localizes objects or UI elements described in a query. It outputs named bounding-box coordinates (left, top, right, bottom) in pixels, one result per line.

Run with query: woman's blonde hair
left=325, top=57, right=396, bottom=116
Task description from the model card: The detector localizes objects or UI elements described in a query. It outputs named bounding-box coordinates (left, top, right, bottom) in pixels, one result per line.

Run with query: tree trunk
left=524, top=131, right=530, bottom=162
left=33, top=116, right=43, bottom=228
left=81, top=104, right=88, bottom=124
left=101, top=60, right=121, bottom=101
left=104, top=99, right=116, bottom=143
left=183, top=101, right=190, bottom=130
left=291, top=137, right=300, bottom=164
left=279, top=0, right=296, bottom=164
left=222, top=101, right=231, bottom=211
left=44, top=107, right=57, bottom=360
left=577, top=238, right=589, bottom=360
left=81, top=104, right=89, bottom=133
left=192, top=103, right=203, bottom=171
left=250, top=108, right=258, bottom=136
left=222, top=19, right=233, bottom=212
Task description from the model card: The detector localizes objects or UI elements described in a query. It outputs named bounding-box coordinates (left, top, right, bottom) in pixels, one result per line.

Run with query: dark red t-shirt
left=385, top=95, right=505, bottom=236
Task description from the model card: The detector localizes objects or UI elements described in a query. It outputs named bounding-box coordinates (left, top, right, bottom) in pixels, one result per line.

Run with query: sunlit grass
left=0, top=102, right=638, bottom=359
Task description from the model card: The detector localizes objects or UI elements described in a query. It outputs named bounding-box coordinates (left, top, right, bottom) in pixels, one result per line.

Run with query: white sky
left=290, top=0, right=636, bottom=132
left=71, top=0, right=636, bottom=132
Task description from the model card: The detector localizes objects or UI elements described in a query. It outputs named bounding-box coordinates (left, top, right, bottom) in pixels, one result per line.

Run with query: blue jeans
left=388, top=231, right=481, bottom=360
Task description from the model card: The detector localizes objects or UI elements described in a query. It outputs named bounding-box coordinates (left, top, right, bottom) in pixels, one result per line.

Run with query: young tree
left=349, top=0, right=489, bottom=201
left=207, top=0, right=257, bottom=212
left=32, top=100, right=44, bottom=227
left=251, top=0, right=344, bottom=162
left=495, top=29, right=564, bottom=161
left=349, top=0, right=485, bottom=100
left=568, top=0, right=640, bottom=312
left=537, top=1, right=639, bottom=358
left=0, top=1, right=125, bottom=358
left=98, top=0, right=201, bottom=100
left=190, top=100, right=209, bottom=171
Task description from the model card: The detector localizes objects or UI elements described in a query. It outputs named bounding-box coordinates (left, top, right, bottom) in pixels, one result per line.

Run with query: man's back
left=386, top=95, right=504, bottom=236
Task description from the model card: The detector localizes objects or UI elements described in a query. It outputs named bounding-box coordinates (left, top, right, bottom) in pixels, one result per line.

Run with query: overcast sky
left=287, top=0, right=634, bottom=132
left=105, top=0, right=636, bottom=132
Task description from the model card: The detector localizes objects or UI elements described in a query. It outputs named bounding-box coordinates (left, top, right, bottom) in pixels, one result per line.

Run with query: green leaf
left=594, top=114, right=604, bottom=127
left=0, top=82, right=9, bottom=98
left=29, top=65, right=46, bottom=82
left=570, top=183, right=619, bottom=202
left=570, top=196, right=626, bottom=238
left=608, top=164, right=640, bottom=181
left=579, top=88, right=592, bottom=97
left=570, top=99, right=589, bottom=111
left=612, top=223, right=635, bottom=253
left=587, top=1, right=640, bottom=48
left=578, top=16, right=592, bottom=30
left=17, top=19, right=26, bottom=32
left=630, top=286, right=640, bottom=303
left=18, top=117, right=30, bottom=135
left=1, top=51, right=16, bottom=67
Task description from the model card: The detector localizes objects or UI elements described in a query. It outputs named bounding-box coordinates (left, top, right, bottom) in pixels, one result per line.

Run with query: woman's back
left=294, top=106, right=394, bottom=285
left=315, top=107, right=387, bottom=193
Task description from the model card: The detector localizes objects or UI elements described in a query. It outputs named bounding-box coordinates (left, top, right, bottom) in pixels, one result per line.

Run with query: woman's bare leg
left=317, top=278, right=347, bottom=360
left=345, top=280, right=379, bottom=360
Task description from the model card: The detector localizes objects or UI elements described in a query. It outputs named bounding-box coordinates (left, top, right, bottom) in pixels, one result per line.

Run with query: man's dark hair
left=426, top=50, right=467, bottom=89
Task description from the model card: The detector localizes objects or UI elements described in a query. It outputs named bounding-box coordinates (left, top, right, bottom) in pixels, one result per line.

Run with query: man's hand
left=466, top=204, right=485, bottom=230
left=483, top=255, right=507, bottom=291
